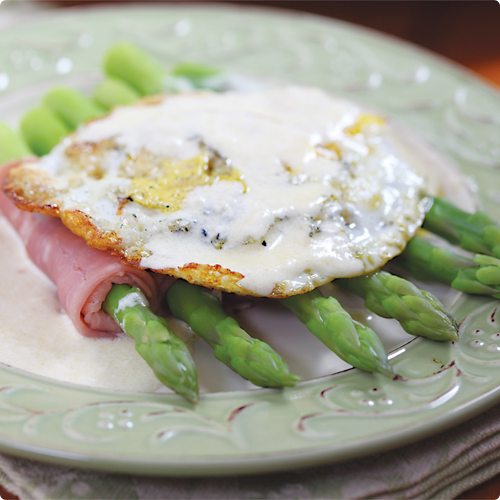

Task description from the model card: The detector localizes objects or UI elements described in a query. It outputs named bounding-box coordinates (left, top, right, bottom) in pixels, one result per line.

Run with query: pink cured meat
left=0, top=159, right=158, bottom=338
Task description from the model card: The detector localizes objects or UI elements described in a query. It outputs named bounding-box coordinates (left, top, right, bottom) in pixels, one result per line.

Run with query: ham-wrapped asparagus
left=0, top=160, right=158, bottom=338
left=0, top=159, right=200, bottom=401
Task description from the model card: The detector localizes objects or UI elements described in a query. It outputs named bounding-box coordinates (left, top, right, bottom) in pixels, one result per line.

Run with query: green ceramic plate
left=1, top=4, right=500, bottom=477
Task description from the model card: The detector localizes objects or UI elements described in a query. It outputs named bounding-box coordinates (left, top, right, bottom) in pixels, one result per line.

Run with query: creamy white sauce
left=41, top=86, right=428, bottom=296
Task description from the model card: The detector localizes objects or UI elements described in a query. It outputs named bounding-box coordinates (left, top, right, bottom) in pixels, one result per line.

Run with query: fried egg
left=5, top=85, right=431, bottom=297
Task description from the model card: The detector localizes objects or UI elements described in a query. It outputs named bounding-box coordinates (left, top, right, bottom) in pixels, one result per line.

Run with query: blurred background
left=19, top=0, right=500, bottom=86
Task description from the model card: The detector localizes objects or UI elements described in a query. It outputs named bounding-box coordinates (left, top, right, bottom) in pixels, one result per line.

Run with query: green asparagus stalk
left=399, top=235, right=500, bottom=298
left=103, top=284, right=199, bottom=402
left=43, top=86, right=106, bottom=130
left=166, top=280, right=300, bottom=388
left=424, top=197, right=500, bottom=258
left=20, top=106, right=70, bottom=156
left=103, top=42, right=224, bottom=96
left=171, top=61, right=222, bottom=89
left=104, top=42, right=164, bottom=96
left=93, top=77, right=140, bottom=109
left=281, top=289, right=394, bottom=378
left=20, top=88, right=105, bottom=157
left=103, top=42, right=193, bottom=95
left=337, top=271, right=458, bottom=342
left=0, top=123, right=31, bottom=164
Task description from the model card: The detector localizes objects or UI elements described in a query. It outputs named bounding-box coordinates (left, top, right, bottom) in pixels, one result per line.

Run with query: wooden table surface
left=1, top=2, right=500, bottom=499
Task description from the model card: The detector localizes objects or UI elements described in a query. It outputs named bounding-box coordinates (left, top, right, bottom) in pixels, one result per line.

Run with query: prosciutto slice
left=0, top=159, right=159, bottom=338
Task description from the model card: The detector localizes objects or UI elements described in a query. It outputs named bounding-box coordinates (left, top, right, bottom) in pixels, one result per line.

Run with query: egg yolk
left=346, top=114, right=385, bottom=136
left=128, top=152, right=243, bottom=212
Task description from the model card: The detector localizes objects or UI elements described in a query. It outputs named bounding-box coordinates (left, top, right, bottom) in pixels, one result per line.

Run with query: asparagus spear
left=103, top=42, right=193, bottom=95
left=43, top=86, right=106, bottom=130
left=337, top=271, right=458, bottom=342
left=0, top=123, right=31, bottom=164
left=93, top=77, right=140, bottom=109
left=166, top=280, right=300, bottom=388
left=172, top=61, right=221, bottom=81
left=104, top=41, right=163, bottom=95
left=20, top=105, right=70, bottom=156
left=103, top=284, right=199, bottom=402
left=399, top=235, right=500, bottom=298
left=424, top=197, right=500, bottom=258
left=281, top=289, right=394, bottom=378
left=171, top=61, right=222, bottom=89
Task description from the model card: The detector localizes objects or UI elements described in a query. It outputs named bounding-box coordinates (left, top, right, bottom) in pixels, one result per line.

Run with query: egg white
left=37, top=85, right=429, bottom=296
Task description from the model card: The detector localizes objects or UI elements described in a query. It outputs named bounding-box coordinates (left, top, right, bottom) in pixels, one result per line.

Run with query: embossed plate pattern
left=1, top=4, right=500, bottom=476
